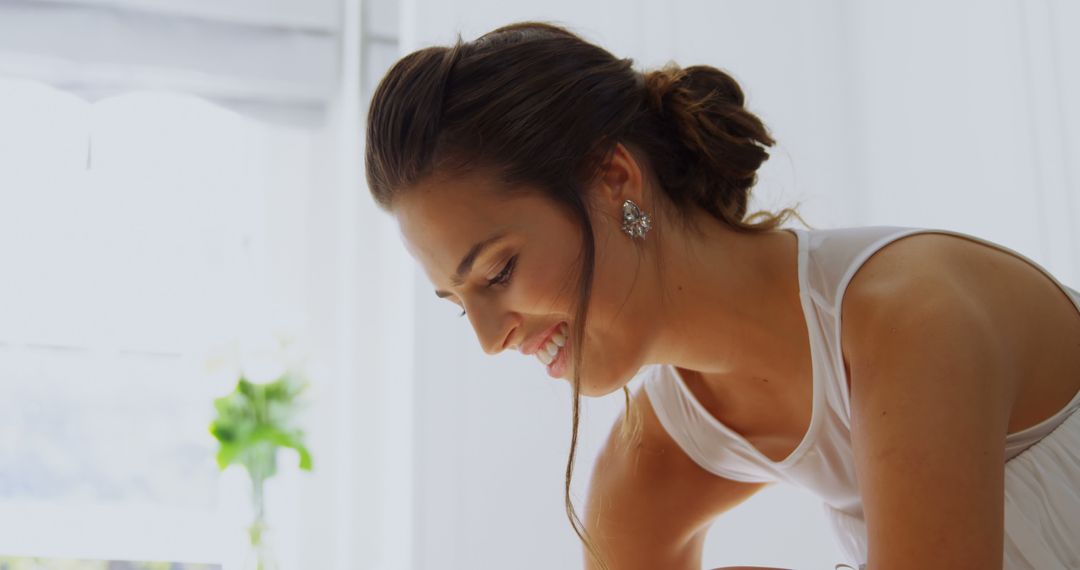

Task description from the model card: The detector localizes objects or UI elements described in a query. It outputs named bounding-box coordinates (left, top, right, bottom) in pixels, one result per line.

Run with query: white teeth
left=534, top=323, right=570, bottom=368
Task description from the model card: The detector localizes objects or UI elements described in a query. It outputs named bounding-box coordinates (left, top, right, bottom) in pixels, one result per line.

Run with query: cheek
left=513, top=260, right=576, bottom=315
left=534, top=241, right=589, bottom=309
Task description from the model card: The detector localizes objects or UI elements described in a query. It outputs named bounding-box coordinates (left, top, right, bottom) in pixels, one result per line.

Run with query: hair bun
left=639, top=62, right=775, bottom=222
left=642, top=63, right=753, bottom=134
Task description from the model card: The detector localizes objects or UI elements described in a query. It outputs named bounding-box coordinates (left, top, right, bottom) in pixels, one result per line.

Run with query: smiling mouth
left=535, top=322, right=569, bottom=367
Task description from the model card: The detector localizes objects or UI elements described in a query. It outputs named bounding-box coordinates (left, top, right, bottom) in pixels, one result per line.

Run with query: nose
left=466, top=302, right=518, bottom=355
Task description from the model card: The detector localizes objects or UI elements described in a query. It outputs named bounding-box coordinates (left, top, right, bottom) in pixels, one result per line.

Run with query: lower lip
left=546, top=340, right=570, bottom=379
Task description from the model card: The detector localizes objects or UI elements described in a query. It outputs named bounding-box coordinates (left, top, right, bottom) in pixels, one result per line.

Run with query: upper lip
left=519, top=321, right=564, bottom=355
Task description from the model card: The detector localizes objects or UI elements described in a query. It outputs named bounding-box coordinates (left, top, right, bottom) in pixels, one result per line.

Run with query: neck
left=641, top=208, right=809, bottom=386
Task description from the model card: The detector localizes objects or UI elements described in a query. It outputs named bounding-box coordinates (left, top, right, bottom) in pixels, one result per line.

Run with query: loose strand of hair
left=617, top=385, right=643, bottom=452
left=562, top=208, right=611, bottom=570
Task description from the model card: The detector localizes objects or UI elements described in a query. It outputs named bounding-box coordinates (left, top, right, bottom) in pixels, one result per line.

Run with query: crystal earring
left=621, top=199, right=652, bottom=239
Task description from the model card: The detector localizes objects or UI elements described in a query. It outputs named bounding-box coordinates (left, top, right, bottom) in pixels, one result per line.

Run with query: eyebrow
left=434, top=231, right=508, bottom=299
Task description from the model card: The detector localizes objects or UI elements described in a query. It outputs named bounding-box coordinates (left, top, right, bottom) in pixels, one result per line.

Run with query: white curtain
left=0, top=0, right=341, bottom=127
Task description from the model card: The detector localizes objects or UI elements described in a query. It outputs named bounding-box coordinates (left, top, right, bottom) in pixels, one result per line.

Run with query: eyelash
left=459, top=255, right=517, bottom=317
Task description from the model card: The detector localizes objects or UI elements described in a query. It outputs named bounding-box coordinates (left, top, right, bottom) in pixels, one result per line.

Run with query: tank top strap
left=797, top=224, right=926, bottom=311
left=796, top=225, right=929, bottom=426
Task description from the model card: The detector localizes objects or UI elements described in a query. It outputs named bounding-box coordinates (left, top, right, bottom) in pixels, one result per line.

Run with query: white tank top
left=641, top=224, right=1080, bottom=564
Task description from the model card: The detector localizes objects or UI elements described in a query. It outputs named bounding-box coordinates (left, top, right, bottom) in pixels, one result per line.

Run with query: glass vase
left=242, top=518, right=280, bottom=570
left=242, top=473, right=279, bottom=570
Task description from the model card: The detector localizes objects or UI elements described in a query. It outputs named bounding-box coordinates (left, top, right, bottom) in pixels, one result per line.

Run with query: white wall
left=365, top=1, right=1080, bottom=570
left=849, top=1, right=1079, bottom=283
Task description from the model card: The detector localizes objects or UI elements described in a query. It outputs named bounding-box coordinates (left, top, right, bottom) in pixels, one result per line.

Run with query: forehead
left=394, top=169, right=543, bottom=280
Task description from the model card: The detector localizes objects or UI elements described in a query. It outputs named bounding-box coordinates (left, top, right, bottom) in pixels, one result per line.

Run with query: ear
left=590, top=142, right=646, bottom=212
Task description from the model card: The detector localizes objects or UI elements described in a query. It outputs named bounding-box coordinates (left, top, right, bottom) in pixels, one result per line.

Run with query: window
left=0, top=78, right=314, bottom=566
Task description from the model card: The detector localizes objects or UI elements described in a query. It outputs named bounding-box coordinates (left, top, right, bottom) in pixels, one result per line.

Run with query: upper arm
left=841, top=258, right=1015, bottom=569
left=583, top=387, right=768, bottom=570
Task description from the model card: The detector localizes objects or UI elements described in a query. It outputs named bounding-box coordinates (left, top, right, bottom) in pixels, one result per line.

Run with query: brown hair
left=365, top=21, right=806, bottom=569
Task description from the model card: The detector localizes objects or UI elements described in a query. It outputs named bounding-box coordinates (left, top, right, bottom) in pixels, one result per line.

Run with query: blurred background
left=0, top=0, right=1077, bottom=569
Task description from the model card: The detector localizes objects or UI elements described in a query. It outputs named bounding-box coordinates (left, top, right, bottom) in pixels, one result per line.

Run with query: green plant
left=209, top=369, right=312, bottom=565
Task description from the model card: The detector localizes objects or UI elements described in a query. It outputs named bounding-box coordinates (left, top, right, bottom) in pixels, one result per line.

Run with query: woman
left=364, top=21, right=1080, bottom=570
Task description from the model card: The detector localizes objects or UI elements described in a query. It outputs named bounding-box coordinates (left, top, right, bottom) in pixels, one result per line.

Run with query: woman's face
left=394, top=154, right=658, bottom=397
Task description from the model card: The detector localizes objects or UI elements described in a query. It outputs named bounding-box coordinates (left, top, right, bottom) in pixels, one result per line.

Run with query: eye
left=487, top=255, right=517, bottom=288
left=458, top=255, right=517, bottom=318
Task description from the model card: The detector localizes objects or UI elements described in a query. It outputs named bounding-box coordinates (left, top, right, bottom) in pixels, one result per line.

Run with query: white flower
left=204, top=329, right=308, bottom=387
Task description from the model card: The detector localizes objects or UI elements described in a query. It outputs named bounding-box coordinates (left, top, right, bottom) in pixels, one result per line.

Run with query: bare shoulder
left=838, top=232, right=1006, bottom=373
left=583, top=384, right=768, bottom=569
left=839, top=229, right=1064, bottom=319
left=839, top=229, right=1080, bottom=433
left=835, top=227, right=1080, bottom=374
left=841, top=232, right=974, bottom=305
left=836, top=227, right=1024, bottom=342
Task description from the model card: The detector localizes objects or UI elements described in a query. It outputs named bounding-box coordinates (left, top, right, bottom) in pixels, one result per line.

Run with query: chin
left=565, top=340, right=641, bottom=397
left=574, top=371, right=634, bottom=398
left=579, top=384, right=625, bottom=398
